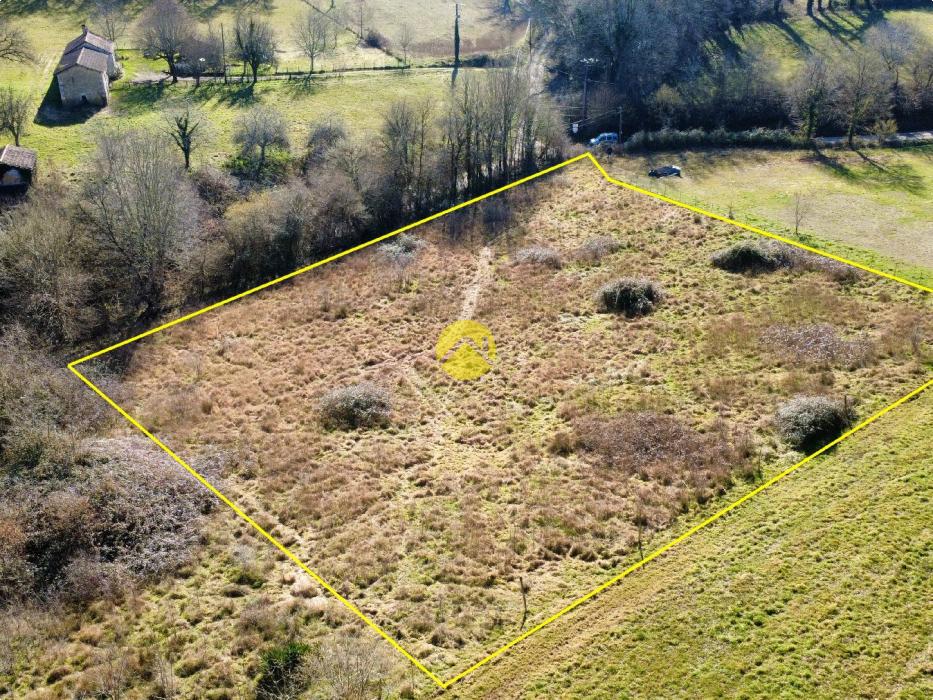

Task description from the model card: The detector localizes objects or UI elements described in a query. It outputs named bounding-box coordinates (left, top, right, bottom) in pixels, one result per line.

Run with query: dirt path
left=460, top=246, right=494, bottom=320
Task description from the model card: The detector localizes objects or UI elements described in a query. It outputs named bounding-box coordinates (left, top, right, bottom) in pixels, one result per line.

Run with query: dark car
left=648, top=165, right=682, bottom=178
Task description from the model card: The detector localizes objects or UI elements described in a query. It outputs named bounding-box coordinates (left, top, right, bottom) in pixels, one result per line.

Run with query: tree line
left=526, top=0, right=933, bottom=138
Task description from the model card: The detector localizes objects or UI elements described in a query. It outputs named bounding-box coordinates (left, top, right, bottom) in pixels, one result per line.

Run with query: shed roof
left=55, top=46, right=110, bottom=75
left=63, top=28, right=115, bottom=57
left=0, top=145, right=38, bottom=171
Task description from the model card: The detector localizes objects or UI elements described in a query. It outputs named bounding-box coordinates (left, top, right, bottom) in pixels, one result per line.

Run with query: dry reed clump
left=761, top=323, right=876, bottom=368
left=782, top=249, right=862, bottom=284
left=576, top=236, right=622, bottom=264
left=512, top=245, right=563, bottom=269
left=598, top=278, right=664, bottom=316
left=775, top=395, right=856, bottom=452
left=319, top=383, right=391, bottom=430
left=575, top=412, right=750, bottom=505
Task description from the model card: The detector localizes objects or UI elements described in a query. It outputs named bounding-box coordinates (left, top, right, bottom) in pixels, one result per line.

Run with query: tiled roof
left=0, top=145, right=37, bottom=171
left=63, top=29, right=115, bottom=57
left=55, top=46, right=110, bottom=75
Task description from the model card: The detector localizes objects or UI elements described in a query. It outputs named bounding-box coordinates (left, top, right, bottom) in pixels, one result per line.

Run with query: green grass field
left=603, top=146, right=933, bottom=290
left=728, top=7, right=933, bottom=81
left=0, top=0, right=485, bottom=174
left=21, top=65, right=464, bottom=175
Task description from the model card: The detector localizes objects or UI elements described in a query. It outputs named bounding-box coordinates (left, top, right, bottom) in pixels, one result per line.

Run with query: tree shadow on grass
left=773, top=18, right=811, bottom=53
left=192, top=81, right=259, bottom=108
left=280, top=76, right=325, bottom=100
left=805, top=148, right=927, bottom=196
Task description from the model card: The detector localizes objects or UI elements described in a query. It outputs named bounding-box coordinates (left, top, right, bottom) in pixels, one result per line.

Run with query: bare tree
left=906, top=44, right=933, bottom=113
left=397, top=23, right=414, bottom=65
left=181, top=27, right=223, bottom=87
left=0, top=19, right=33, bottom=64
left=234, top=106, right=289, bottom=173
left=164, top=103, right=206, bottom=169
left=0, top=85, right=32, bottom=146
left=292, top=9, right=329, bottom=74
left=309, top=632, right=392, bottom=700
left=787, top=55, right=832, bottom=140
left=79, top=130, right=198, bottom=317
left=137, top=0, right=193, bottom=84
left=152, top=651, right=178, bottom=700
left=830, top=49, right=893, bottom=148
left=866, top=21, right=922, bottom=110
left=793, top=192, right=809, bottom=235
left=352, top=0, right=372, bottom=40
left=381, top=97, right=435, bottom=215
left=93, top=0, right=129, bottom=46
left=233, top=15, right=277, bottom=82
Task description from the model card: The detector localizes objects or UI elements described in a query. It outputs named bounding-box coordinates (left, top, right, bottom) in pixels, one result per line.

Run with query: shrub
left=775, top=395, right=855, bottom=452
left=319, top=383, right=391, bottom=430
left=761, top=323, right=875, bottom=368
left=576, top=236, right=622, bottom=264
left=226, top=148, right=292, bottom=184
left=191, top=166, right=238, bottom=212
left=479, top=199, right=512, bottom=237
left=512, top=245, right=562, bottom=269
left=256, top=641, right=310, bottom=700
left=380, top=233, right=425, bottom=264
left=710, top=241, right=788, bottom=274
left=598, top=278, right=664, bottom=316
left=305, top=118, right=346, bottom=166
left=364, top=30, right=389, bottom=50
left=622, top=127, right=806, bottom=153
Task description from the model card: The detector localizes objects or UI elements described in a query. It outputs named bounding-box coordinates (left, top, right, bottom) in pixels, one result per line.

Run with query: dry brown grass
left=88, top=162, right=930, bottom=684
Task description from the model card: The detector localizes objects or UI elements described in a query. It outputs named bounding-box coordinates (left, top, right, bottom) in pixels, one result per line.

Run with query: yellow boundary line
left=68, top=153, right=931, bottom=690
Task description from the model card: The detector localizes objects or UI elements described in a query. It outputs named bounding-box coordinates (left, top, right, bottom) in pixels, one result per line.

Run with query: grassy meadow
left=601, top=145, right=933, bottom=289
left=0, top=0, right=502, bottom=175
left=71, top=161, right=930, bottom=691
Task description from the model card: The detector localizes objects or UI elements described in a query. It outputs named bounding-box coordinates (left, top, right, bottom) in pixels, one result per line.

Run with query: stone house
left=55, top=26, right=120, bottom=108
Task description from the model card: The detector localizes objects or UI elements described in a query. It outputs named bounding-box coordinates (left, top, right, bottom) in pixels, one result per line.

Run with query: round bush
left=513, top=245, right=562, bottom=269
left=598, top=278, right=664, bottom=317
left=711, top=242, right=786, bottom=274
left=319, top=382, right=391, bottom=430
left=775, top=395, right=854, bottom=452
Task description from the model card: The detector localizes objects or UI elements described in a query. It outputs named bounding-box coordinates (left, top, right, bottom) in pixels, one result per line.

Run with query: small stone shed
left=55, top=26, right=120, bottom=108
left=0, top=145, right=37, bottom=193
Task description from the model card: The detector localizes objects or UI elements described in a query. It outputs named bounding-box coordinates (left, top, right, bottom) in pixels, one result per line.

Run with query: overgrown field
left=69, top=161, right=931, bottom=693
left=447, top=387, right=933, bottom=699
left=602, top=145, right=933, bottom=289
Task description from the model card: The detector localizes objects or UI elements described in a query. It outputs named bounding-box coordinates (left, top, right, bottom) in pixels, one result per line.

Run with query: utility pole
left=580, top=57, right=597, bottom=123
left=221, top=24, right=227, bottom=84
left=453, top=2, right=461, bottom=84
left=618, top=106, right=623, bottom=142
